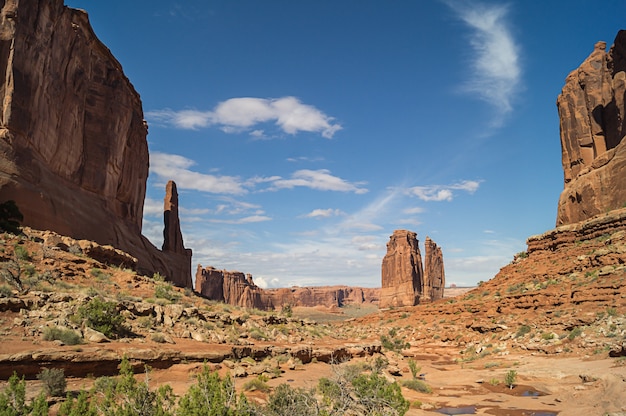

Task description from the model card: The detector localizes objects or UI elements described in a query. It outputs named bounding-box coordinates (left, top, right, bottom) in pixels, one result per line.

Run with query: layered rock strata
left=556, top=30, right=626, bottom=225
left=195, top=265, right=379, bottom=310
left=0, top=0, right=191, bottom=286
left=380, top=230, right=423, bottom=308
left=379, top=230, right=445, bottom=308
left=424, top=237, right=445, bottom=301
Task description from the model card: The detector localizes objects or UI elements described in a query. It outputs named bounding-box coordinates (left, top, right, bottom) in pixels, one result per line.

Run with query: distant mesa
left=195, top=264, right=379, bottom=310
left=379, top=230, right=445, bottom=308
left=0, top=0, right=191, bottom=287
left=556, top=30, right=626, bottom=225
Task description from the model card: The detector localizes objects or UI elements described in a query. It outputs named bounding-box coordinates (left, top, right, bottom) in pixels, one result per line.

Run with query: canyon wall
left=0, top=0, right=191, bottom=287
left=195, top=265, right=379, bottom=310
left=556, top=30, right=626, bottom=225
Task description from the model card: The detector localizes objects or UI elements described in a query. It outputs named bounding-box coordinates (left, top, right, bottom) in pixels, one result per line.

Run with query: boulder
left=556, top=31, right=626, bottom=225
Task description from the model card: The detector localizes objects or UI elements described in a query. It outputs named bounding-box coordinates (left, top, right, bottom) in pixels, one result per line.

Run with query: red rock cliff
left=424, top=236, right=445, bottom=301
left=556, top=31, right=626, bottom=225
left=0, top=0, right=191, bottom=287
left=380, top=230, right=423, bottom=308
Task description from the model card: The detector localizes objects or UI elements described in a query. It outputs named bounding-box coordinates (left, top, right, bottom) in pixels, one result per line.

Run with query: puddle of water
left=522, top=389, right=546, bottom=397
left=436, top=406, right=476, bottom=415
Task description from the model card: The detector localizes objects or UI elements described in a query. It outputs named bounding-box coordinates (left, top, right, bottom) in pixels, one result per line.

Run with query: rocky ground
left=1, top=211, right=626, bottom=415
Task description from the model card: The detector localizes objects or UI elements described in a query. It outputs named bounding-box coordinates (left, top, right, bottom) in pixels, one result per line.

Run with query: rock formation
left=380, top=230, right=423, bottom=308
left=162, top=181, right=193, bottom=283
left=0, top=0, right=191, bottom=287
left=556, top=30, right=626, bottom=225
left=195, top=266, right=270, bottom=310
left=379, top=230, right=445, bottom=308
left=424, top=237, right=445, bottom=301
left=195, top=265, right=379, bottom=310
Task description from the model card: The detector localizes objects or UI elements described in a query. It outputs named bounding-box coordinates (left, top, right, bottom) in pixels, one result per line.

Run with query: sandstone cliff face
left=195, top=265, right=379, bottom=310
left=380, top=230, right=422, bottom=308
left=424, top=236, right=445, bottom=301
left=265, top=286, right=379, bottom=309
left=195, top=265, right=269, bottom=310
left=556, top=30, right=626, bottom=225
left=0, top=0, right=191, bottom=287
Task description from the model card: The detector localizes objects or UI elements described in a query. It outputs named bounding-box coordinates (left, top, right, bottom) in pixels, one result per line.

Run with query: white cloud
left=445, top=1, right=521, bottom=116
left=143, top=197, right=163, bottom=217
left=406, top=180, right=481, bottom=202
left=403, top=207, right=425, bottom=215
left=146, top=96, right=342, bottom=138
left=254, top=276, right=281, bottom=289
left=208, top=215, right=272, bottom=224
left=268, top=169, right=368, bottom=194
left=303, top=208, right=344, bottom=219
left=150, top=152, right=248, bottom=195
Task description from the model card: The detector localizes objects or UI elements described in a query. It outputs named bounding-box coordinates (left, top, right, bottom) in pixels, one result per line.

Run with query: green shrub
left=155, top=282, right=181, bottom=302
left=408, top=359, right=421, bottom=380
left=515, top=325, right=531, bottom=338
left=243, top=376, right=271, bottom=393
left=77, top=297, right=124, bottom=338
left=267, top=383, right=318, bottom=416
left=402, top=379, right=432, bottom=393
left=352, top=373, right=409, bottom=415
left=0, top=372, right=27, bottom=414
left=43, top=326, right=83, bottom=345
left=0, top=284, right=13, bottom=298
left=504, top=370, right=517, bottom=389
left=37, top=368, right=67, bottom=397
left=177, top=364, right=247, bottom=415
left=568, top=327, right=583, bottom=340
left=58, top=390, right=96, bottom=416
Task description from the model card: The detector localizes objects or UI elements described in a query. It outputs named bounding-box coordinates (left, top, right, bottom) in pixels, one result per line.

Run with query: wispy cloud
left=150, top=152, right=248, bottom=195
left=268, top=169, right=368, bottom=194
left=147, top=96, right=342, bottom=138
left=303, top=208, right=345, bottom=219
left=445, top=1, right=521, bottom=119
left=405, top=180, right=480, bottom=202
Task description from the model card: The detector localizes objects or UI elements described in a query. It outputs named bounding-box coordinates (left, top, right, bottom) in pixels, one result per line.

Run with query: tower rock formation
left=556, top=30, right=626, bottom=225
left=0, top=0, right=191, bottom=287
left=380, top=230, right=423, bottom=308
left=380, top=230, right=445, bottom=308
left=424, top=237, right=445, bottom=301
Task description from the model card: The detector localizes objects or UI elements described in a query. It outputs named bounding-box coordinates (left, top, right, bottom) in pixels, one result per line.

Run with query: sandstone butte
left=379, top=230, right=445, bottom=309
left=557, top=30, right=626, bottom=225
left=0, top=0, right=191, bottom=287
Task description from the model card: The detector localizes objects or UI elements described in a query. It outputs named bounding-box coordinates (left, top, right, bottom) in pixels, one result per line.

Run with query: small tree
left=505, top=370, right=517, bottom=389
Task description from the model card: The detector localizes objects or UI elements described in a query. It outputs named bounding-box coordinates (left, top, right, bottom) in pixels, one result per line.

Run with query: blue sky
left=65, top=0, right=626, bottom=288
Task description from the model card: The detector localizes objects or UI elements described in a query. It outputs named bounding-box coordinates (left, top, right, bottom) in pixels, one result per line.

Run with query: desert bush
left=408, top=359, right=421, bottom=380
left=504, top=370, right=517, bottom=389
left=380, top=331, right=410, bottom=353
left=90, top=357, right=175, bottom=416
left=281, top=304, right=293, bottom=318
left=0, top=284, right=13, bottom=298
left=568, top=327, right=583, bottom=340
left=58, top=390, right=96, bottom=416
left=0, top=372, right=27, bottom=414
left=402, top=379, right=432, bottom=393
left=77, top=297, right=125, bottom=338
left=243, top=376, right=271, bottom=393
left=177, top=364, right=250, bottom=415
left=43, top=326, right=83, bottom=345
left=37, top=367, right=67, bottom=397
left=155, top=282, right=181, bottom=302
left=267, top=383, right=318, bottom=416
left=515, top=325, right=531, bottom=338
left=151, top=333, right=167, bottom=343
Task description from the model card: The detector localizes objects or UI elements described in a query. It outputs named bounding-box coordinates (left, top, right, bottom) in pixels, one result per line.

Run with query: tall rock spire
left=424, top=236, right=445, bottom=302
left=380, top=230, right=423, bottom=308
